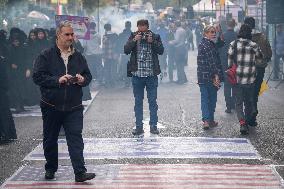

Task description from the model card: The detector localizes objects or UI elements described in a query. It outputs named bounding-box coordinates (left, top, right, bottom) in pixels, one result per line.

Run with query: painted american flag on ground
left=2, top=164, right=284, bottom=188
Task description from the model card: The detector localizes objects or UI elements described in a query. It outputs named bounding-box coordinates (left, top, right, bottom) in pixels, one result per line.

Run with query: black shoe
left=240, top=124, right=249, bottom=135
left=75, top=172, right=96, bottom=182
left=225, top=109, right=231, bottom=113
left=45, top=171, right=55, bottom=180
left=150, top=126, right=159, bottom=134
left=132, top=128, right=144, bottom=136
left=248, top=121, right=258, bottom=127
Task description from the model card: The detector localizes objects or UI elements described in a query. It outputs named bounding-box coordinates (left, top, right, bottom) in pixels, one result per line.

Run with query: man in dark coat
left=33, top=21, right=95, bottom=182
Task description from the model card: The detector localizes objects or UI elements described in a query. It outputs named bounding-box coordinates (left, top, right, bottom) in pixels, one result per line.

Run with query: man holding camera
left=124, top=19, right=164, bottom=135
left=33, top=21, right=95, bottom=182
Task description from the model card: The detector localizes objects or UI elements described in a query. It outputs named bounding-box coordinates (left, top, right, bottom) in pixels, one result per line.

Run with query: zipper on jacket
left=63, top=86, right=67, bottom=111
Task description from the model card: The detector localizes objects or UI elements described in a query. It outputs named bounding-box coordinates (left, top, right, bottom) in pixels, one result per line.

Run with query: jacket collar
left=55, top=44, right=75, bottom=56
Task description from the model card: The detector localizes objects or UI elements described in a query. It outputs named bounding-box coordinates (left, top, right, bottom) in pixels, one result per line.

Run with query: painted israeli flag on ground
left=25, top=137, right=260, bottom=160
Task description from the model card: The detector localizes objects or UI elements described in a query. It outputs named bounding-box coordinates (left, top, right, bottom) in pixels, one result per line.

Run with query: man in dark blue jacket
left=33, top=21, right=95, bottom=182
left=124, top=19, right=164, bottom=135
left=219, top=19, right=237, bottom=113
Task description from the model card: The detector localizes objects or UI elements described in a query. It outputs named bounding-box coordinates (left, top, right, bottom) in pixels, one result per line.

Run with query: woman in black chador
left=25, top=29, right=40, bottom=105
left=0, top=31, right=17, bottom=142
left=7, top=29, right=28, bottom=112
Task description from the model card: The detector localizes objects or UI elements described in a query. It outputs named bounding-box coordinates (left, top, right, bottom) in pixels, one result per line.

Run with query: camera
left=67, top=76, right=78, bottom=85
left=138, top=31, right=152, bottom=42
left=141, top=32, right=148, bottom=42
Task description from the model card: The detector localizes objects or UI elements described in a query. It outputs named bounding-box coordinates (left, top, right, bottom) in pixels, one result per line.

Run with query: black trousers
left=250, top=67, right=265, bottom=123
left=0, top=91, right=17, bottom=140
left=41, top=107, right=86, bottom=175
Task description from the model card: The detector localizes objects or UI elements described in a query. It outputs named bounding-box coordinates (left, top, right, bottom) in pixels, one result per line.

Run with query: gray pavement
left=1, top=50, right=284, bottom=188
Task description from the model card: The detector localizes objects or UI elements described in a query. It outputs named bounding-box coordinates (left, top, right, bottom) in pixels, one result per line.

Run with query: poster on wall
left=55, top=15, right=91, bottom=40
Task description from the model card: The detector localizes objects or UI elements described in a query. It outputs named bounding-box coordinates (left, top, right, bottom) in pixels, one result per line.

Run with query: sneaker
left=75, top=172, right=96, bottom=182
left=209, top=121, right=218, bottom=127
left=203, top=121, right=210, bottom=130
left=45, top=171, right=55, bottom=180
left=150, top=126, right=159, bottom=134
left=225, top=109, right=231, bottom=113
left=240, top=124, right=249, bottom=135
left=132, top=128, right=144, bottom=136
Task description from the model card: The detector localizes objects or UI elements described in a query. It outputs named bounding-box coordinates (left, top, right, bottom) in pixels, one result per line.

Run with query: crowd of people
left=197, top=17, right=273, bottom=135
left=1, top=13, right=283, bottom=142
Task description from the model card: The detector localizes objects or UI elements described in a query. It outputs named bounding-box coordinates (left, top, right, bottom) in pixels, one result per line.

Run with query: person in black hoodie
left=244, top=17, right=272, bottom=127
left=0, top=31, right=17, bottom=143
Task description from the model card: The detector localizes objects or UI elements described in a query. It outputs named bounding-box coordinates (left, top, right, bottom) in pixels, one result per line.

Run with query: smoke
left=88, top=4, right=156, bottom=34
left=2, top=1, right=157, bottom=36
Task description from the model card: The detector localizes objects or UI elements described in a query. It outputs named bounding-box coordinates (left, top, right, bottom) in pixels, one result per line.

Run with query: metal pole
left=261, top=0, right=264, bottom=32
left=224, top=2, right=226, bottom=15
left=274, top=24, right=277, bottom=79
left=97, top=0, right=100, bottom=33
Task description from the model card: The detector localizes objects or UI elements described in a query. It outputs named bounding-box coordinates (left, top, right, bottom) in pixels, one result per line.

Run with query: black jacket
left=0, top=56, right=8, bottom=91
left=124, top=31, right=164, bottom=76
left=33, top=45, right=92, bottom=111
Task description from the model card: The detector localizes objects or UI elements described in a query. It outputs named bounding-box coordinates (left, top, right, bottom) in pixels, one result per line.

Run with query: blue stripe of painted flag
left=57, top=138, right=249, bottom=144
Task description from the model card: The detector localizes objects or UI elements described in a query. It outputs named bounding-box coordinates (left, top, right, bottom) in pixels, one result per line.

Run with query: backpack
left=252, top=33, right=272, bottom=67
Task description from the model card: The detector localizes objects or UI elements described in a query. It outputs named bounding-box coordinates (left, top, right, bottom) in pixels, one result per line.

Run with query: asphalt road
left=1, top=50, right=284, bottom=187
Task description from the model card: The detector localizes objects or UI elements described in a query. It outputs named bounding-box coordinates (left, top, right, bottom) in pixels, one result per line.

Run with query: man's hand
left=59, top=74, right=73, bottom=84
left=134, top=34, right=142, bottom=41
left=213, top=74, right=220, bottom=89
left=76, top=74, right=85, bottom=85
left=147, top=35, right=153, bottom=43
left=11, top=64, right=17, bottom=69
left=26, top=69, right=31, bottom=78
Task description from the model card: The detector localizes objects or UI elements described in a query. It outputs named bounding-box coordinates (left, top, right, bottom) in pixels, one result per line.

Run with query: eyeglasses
left=209, top=30, right=216, bottom=34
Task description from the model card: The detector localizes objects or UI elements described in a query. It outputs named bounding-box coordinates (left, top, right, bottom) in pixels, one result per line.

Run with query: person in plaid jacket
left=124, top=19, right=164, bottom=136
left=197, top=25, right=224, bottom=130
left=227, top=24, right=263, bottom=135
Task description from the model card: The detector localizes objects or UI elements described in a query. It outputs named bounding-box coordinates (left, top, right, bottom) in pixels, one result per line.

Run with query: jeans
left=132, top=76, right=158, bottom=128
left=199, top=83, right=218, bottom=122
left=41, top=107, right=86, bottom=175
left=234, top=84, right=256, bottom=123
